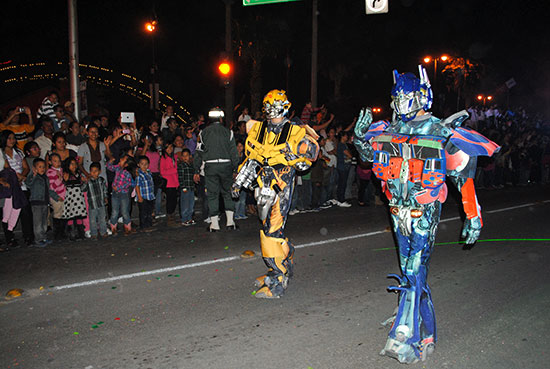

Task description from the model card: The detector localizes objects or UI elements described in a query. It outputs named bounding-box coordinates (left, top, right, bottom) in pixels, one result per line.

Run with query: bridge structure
left=0, top=61, right=192, bottom=123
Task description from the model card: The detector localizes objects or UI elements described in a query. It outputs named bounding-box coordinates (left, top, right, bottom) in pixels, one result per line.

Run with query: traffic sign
left=243, top=0, right=300, bottom=6
left=365, top=0, right=389, bottom=14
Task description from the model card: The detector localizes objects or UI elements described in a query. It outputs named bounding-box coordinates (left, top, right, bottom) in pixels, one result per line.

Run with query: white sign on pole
left=366, top=0, right=388, bottom=14
left=505, top=78, right=516, bottom=89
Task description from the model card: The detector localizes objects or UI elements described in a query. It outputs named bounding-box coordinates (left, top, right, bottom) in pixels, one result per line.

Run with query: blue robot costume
left=353, top=66, right=500, bottom=363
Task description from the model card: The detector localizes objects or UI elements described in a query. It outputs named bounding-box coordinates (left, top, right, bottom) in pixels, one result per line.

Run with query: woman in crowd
left=46, top=132, right=77, bottom=163
left=1, top=130, right=34, bottom=245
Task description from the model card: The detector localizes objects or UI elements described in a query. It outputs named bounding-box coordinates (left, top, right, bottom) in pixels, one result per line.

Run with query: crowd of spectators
left=0, top=90, right=547, bottom=251
left=465, top=104, right=550, bottom=189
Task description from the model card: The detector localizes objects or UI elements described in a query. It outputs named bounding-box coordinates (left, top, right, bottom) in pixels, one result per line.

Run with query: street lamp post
left=476, top=94, right=493, bottom=106
left=145, top=20, right=159, bottom=112
left=422, top=54, right=449, bottom=88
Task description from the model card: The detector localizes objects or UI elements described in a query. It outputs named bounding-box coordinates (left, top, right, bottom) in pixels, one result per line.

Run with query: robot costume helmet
left=390, top=65, right=433, bottom=122
left=262, top=89, right=291, bottom=119
left=208, top=107, right=225, bottom=123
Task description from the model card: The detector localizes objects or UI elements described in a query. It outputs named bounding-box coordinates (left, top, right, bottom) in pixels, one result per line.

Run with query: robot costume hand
left=353, top=108, right=374, bottom=162
left=354, top=108, right=373, bottom=138
left=461, top=216, right=482, bottom=244
left=231, top=182, right=241, bottom=199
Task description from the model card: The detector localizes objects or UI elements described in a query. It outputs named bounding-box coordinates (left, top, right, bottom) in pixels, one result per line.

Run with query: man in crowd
left=193, top=107, right=240, bottom=232
left=36, top=90, right=59, bottom=121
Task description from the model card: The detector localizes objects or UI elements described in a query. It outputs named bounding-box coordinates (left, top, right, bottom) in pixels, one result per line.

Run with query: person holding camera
left=0, top=107, right=35, bottom=151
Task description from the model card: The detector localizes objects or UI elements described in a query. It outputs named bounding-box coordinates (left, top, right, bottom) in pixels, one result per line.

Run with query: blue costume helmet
left=390, top=65, right=433, bottom=122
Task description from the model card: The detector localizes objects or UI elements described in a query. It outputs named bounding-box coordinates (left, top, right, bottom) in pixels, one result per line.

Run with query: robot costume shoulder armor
left=244, top=118, right=319, bottom=170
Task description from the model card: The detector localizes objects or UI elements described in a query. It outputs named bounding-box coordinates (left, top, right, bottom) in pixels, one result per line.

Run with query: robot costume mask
left=391, top=65, right=433, bottom=122
left=262, top=89, right=291, bottom=119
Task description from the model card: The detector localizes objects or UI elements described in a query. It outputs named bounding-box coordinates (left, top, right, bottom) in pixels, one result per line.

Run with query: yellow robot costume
left=232, top=90, right=319, bottom=298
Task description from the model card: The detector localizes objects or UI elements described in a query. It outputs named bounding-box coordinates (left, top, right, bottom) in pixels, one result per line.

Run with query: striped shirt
left=37, top=97, right=57, bottom=121
left=47, top=167, right=66, bottom=199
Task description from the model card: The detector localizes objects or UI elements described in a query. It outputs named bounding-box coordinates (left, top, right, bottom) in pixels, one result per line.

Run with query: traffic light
left=218, top=61, right=232, bottom=86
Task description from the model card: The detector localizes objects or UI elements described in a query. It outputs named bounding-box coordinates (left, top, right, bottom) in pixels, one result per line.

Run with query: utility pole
left=68, top=0, right=80, bottom=120
left=310, top=0, right=318, bottom=107
left=224, top=0, right=235, bottom=125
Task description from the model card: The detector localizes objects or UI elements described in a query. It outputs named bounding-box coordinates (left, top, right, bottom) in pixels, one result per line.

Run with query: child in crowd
left=82, top=162, right=108, bottom=239
left=62, top=157, right=88, bottom=241
left=107, top=154, right=135, bottom=235
left=25, top=158, right=59, bottom=247
left=160, top=143, right=179, bottom=226
left=47, top=153, right=66, bottom=239
left=136, top=156, right=155, bottom=231
left=23, top=141, right=41, bottom=169
left=177, top=148, right=196, bottom=225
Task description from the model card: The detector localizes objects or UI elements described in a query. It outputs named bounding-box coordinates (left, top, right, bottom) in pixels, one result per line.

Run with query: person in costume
left=232, top=90, right=319, bottom=298
left=354, top=66, right=500, bottom=363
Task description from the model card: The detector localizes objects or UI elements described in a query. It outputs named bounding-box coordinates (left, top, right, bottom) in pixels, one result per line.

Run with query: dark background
left=1, top=0, right=549, bottom=123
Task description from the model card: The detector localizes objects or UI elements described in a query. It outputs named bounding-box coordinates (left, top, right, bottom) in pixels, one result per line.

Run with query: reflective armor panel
left=245, top=120, right=310, bottom=168
left=372, top=134, right=447, bottom=200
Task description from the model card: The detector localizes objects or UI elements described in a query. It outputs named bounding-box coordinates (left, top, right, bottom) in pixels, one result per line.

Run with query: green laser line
left=372, top=238, right=550, bottom=252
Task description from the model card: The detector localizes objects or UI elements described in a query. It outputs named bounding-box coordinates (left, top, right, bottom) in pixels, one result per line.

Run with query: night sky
left=1, top=0, right=549, bottom=121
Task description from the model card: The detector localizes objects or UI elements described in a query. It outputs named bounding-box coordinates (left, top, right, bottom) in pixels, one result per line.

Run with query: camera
left=18, top=107, right=25, bottom=113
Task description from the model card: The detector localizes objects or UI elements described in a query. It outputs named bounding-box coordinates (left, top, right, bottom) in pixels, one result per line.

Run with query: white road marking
left=52, top=200, right=550, bottom=292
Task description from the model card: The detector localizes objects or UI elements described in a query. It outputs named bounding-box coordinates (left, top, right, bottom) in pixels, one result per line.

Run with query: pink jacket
left=160, top=155, right=179, bottom=188
left=47, top=167, right=66, bottom=199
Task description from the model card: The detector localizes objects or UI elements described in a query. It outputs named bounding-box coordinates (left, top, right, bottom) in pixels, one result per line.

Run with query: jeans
left=155, top=188, right=163, bottom=215
left=297, top=179, right=312, bottom=210
left=235, top=190, right=246, bottom=218
left=321, top=167, right=337, bottom=204
left=138, top=199, right=154, bottom=228
left=337, top=167, right=350, bottom=203
left=110, top=191, right=131, bottom=226
left=89, top=206, right=107, bottom=236
left=179, top=188, right=195, bottom=222
left=31, top=204, right=48, bottom=241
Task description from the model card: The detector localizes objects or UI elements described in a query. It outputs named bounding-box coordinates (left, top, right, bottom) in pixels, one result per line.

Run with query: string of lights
left=0, top=61, right=192, bottom=122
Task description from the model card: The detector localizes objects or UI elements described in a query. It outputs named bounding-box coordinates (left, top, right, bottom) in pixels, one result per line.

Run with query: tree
left=442, top=58, right=483, bottom=110
left=234, top=16, right=290, bottom=114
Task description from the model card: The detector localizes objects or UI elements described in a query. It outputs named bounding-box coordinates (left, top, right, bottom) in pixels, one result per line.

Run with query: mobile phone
left=122, top=129, right=130, bottom=134
left=120, top=112, right=135, bottom=124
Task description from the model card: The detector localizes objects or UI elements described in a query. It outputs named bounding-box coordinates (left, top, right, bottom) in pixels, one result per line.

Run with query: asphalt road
left=1, top=185, right=549, bottom=369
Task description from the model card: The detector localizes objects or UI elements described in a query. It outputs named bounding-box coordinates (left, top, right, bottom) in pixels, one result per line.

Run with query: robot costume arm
left=231, top=158, right=261, bottom=198
left=283, top=126, right=320, bottom=171
left=446, top=147, right=482, bottom=245
left=445, top=127, right=500, bottom=244
left=352, top=108, right=390, bottom=162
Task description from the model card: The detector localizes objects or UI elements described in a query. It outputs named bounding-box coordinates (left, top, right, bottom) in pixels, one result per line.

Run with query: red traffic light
left=218, top=62, right=231, bottom=75
left=145, top=20, right=157, bottom=33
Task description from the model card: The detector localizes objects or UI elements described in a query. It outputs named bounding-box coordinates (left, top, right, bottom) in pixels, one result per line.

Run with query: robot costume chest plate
left=372, top=133, right=448, bottom=204
left=245, top=121, right=305, bottom=167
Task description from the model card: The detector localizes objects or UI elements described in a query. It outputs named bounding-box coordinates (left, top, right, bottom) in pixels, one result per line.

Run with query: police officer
left=193, top=107, right=240, bottom=232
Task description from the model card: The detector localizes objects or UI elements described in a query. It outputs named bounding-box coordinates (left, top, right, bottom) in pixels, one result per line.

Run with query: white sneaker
left=106, top=228, right=113, bottom=236
left=203, top=217, right=211, bottom=224
left=288, top=209, right=299, bottom=216
left=84, top=230, right=91, bottom=239
left=338, top=201, right=352, bottom=208
left=329, top=199, right=339, bottom=205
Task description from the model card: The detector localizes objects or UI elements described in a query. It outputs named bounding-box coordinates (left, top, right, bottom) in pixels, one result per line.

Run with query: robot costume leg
left=255, top=172, right=295, bottom=299
left=381, top=202, right=440, bottom=363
